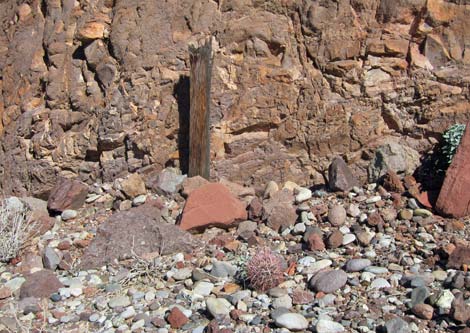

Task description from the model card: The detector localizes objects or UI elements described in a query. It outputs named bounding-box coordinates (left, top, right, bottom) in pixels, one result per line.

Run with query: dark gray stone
left=328, top=156, right=359, bottom=192
left=310, top=269, right=348, bottom=293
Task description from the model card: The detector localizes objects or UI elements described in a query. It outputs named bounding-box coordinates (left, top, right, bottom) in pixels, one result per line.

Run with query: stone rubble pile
left=0, top=163, right=469, bottom=333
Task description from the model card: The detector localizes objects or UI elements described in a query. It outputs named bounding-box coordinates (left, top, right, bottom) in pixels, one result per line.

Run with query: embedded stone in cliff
left=384, top=39, right=409, bottom=58
left=436, top=123, right=470, bottom=218
left=96, top=62, right=117, bottom=88
left=47, top=178, right=88, bottom=213
left=425, top=34, right=451, bottom=69
left=262, top=189, right=297, bottom=232
left=426, top=0, right=457, bottom=26
left=328, top=156, right=359, bottom=192
left=410, top=44, right=433, bottom=70
left=17, top=4, right=32, bottom=22
left=364, top=69, right=391, bottom=87
left=368, top=142, right=420, bottom=182
left=84, top=40, right=107, bottom=69
left=77, top=22, right=106, bottom=41
left=179, top=183, right=247, bottom=232
left=80, top=200, right=199, bottom=269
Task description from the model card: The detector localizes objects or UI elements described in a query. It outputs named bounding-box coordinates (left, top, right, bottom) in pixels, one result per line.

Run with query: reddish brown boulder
left=436, top=122, right=470, bottom=217
left=47, top=177, right=88, bottom=213
left=179, top=183, right=247, bottom=232
left=447, top=245, right=470, bottom=269
left=19, top=270, right=63, bottom=299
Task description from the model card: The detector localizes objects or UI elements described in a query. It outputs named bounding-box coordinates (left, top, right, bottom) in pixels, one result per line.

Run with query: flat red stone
left=179, top=183, right=247, bottom=232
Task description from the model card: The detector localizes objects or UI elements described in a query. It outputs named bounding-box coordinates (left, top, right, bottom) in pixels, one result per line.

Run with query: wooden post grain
left=189, top=38, right=212, bottom=179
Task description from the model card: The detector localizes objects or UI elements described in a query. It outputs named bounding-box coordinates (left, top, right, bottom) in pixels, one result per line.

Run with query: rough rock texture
left=368, top=142, right=420, bottom=182
left=80, top=200, right=200, bottom=269
left=262, top=189, right=297, bottom=232
left=178, top=183, right=247, bottom=232
left=436, top=122, right=470, bottom=218
left=119, top=173, right=146, bottom=199
left=47, top=178, right=88, bottom=213
left=328, top=156, right=359, bottom=192
left=19, top=270, right=63, bottom=299
left=0, top=1, right=470, bottom=195
left=447, top=245, right=470, bottom=269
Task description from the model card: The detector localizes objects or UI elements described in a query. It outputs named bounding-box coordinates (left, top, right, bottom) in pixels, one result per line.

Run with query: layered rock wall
left=1, top=0, right=470, bottom=197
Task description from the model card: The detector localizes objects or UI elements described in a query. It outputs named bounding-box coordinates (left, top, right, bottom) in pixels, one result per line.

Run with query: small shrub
left=440, top=123, right=466, bottom=166
left=246, top=247, right=284, bottom=291
left=0, top=198, right=33, bottom=262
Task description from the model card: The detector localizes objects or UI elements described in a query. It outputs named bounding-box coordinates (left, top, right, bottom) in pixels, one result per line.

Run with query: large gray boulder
left=368, top=142, right=420, bottom=182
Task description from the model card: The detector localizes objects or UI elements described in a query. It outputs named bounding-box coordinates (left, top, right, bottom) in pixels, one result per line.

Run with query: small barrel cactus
left=246, top=247, right=285, bottom=291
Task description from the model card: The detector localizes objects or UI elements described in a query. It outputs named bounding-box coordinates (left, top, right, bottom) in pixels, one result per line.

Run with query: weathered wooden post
left=188, top=37, right=212, bottom=179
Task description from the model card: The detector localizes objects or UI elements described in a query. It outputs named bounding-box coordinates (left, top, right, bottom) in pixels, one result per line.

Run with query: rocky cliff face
left=1, top=0, right=469, bottom=197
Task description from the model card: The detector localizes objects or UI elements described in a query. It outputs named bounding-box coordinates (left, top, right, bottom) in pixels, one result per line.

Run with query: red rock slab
left=436, top=121, right=470, bottom=217
left=179, top=183, right=247, bottom=232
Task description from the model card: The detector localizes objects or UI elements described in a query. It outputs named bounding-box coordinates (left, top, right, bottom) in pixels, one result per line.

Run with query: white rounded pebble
left=369, top=278, right=391, bottom=289
left=274, top=313, right=309, bottom=331
left=342, top=233, right=356, bottom=245
left=316, top=319, right=345, bottom=333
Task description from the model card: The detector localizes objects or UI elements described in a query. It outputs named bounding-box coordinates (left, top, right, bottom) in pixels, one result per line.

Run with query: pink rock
left=436, top=121, right=470, bottom=217
left=179, top=183, right=247, bottom=232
